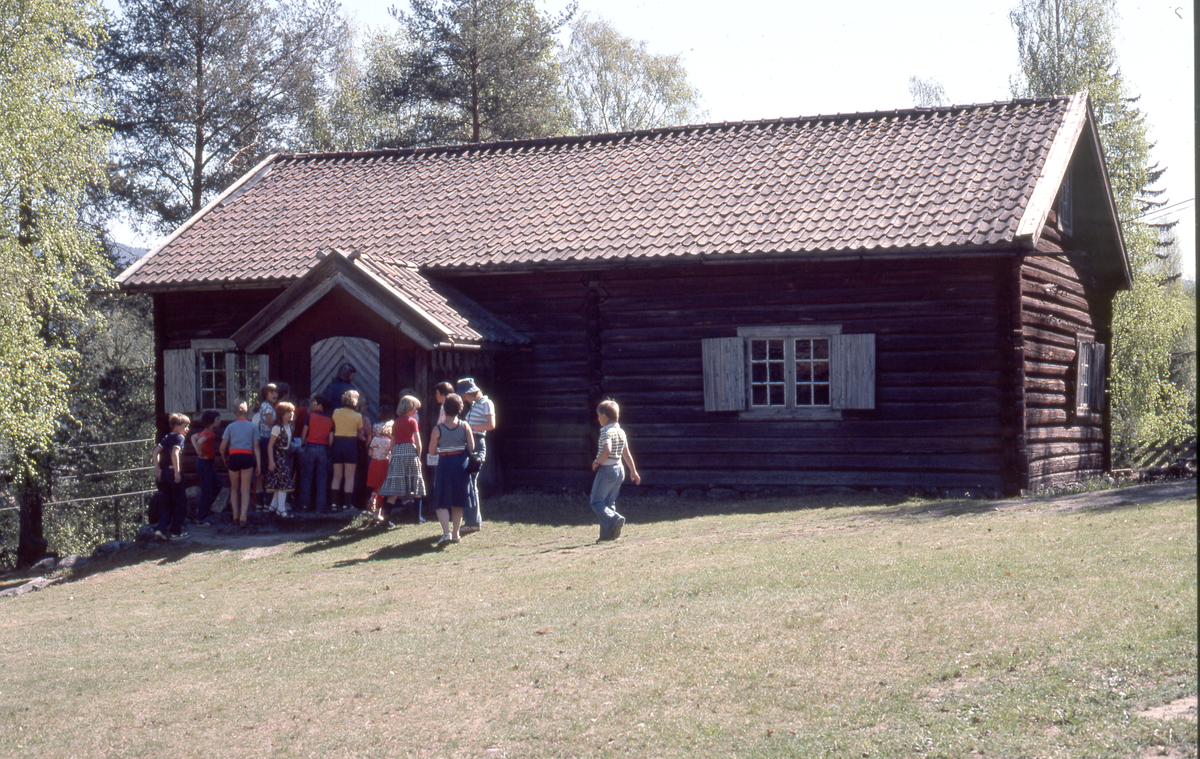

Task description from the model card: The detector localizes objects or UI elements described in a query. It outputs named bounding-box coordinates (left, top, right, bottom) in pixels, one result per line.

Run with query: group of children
left=152, top=386, right=639, bottom=544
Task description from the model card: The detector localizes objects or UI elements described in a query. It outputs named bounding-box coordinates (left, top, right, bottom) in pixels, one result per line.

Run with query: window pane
left=795, top=337, right=831, bottom=407
left=796, top=385, right=811, bottom=406
left=752, top=385, right=768, bottom=406
left=769, top=385, right=785, bottom=406
left=199, top=351, right=226, bottom=410
left=813, top=384, right=830, bottom=406
left=749, top=338, right=786, bottom=408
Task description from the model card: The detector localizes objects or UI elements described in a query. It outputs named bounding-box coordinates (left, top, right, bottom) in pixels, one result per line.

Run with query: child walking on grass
left=590, top=400, right=640, bottom=541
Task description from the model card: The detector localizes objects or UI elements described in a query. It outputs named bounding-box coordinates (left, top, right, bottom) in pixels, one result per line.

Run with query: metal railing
left=1, top=437, right=157, bottom=570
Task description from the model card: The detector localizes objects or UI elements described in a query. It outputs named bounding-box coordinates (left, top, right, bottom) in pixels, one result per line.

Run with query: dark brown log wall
left=450, top=256, right=1023, bottom=494
left=1020, top=250, right=1113, bottom=491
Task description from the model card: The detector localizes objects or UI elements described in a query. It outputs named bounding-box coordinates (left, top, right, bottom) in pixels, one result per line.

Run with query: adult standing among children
left=457, top=378, right=495, bottom=534
left=324, top=363, right=357, bottom=409
left=429, top=393, right=474, bottom=546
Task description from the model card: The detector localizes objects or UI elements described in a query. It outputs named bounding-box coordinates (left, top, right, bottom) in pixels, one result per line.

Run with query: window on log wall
left=702, top=326, right=875, bottom=418
left=164, top=339, right=269, bottom=418
left=1074, top=337, right=1106, bottom=412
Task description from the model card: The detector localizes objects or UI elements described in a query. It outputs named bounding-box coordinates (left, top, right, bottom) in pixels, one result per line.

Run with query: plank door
left=311, top=337, right=380, bottom=415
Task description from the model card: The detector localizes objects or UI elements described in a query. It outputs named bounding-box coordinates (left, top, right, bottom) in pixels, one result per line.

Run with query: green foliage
left=1009, top=0, right=1195, bottom=450
left=562, top=14, right=702, bottom=134
left=105, top=0, right=345, bottom=233
left=390, top=0, right=574, bottom=145
left=0, top=0, right=112, bottom=477
left=300, top=25, right=433, bottom=151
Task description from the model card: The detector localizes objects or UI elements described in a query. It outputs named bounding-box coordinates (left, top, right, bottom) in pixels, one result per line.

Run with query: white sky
left=340, top=0, right=1196, bottom=281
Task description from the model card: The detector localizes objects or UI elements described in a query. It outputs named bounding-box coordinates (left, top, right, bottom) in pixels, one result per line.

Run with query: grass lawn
left=1, top=483, right=1195, bottom=758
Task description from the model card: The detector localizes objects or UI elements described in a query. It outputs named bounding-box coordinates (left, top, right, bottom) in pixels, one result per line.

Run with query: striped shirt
left=463, top=395, right=495, bottom=436
left=595, top=423, right=627, bottom=466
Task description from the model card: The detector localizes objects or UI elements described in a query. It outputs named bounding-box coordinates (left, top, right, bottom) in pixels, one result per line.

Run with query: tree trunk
left=17, top=460, right=50, bottom=569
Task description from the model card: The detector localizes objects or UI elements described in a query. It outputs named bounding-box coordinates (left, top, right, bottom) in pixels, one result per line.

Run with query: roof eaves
left=115, top=153, right=280, bottom=286
left=1014, top=92, right=1089, bottom=245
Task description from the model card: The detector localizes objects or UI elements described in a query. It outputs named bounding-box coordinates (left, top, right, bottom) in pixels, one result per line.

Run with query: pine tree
left=389, top=0, right=574, bottom=145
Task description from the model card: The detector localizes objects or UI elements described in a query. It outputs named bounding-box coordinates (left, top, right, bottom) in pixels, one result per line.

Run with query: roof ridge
left=278, top=94, right=1075, bottom=164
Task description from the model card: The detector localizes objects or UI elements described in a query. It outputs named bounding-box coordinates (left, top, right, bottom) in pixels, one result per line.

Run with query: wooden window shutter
left=163, top=348, right=197, bottom=413
left=831, top=334, right=875, bottom=410
left=702, top=337, right=745, bottom=411
left=1074, top=338, right=1092, bottom=411
left=1089, top=342, right=1106, bottom=410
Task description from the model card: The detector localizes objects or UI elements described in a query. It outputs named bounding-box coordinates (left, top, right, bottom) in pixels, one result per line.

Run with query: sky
left=335, top=0, right=1195, bottom=281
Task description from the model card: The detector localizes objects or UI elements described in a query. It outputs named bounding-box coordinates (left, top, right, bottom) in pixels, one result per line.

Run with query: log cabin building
left=118, top=92, right=1130, bottom=496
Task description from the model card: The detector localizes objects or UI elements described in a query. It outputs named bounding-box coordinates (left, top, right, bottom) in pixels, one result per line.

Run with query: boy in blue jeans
left=190, top=410, right=222, bottom=526
left=590, top=400, right=640, bottom=541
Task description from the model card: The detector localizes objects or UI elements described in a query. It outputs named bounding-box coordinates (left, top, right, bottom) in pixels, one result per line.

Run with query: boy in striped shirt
left=590, top=400, right=641, bottom=541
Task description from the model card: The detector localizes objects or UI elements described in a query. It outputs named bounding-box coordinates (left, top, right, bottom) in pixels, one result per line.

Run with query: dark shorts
left=331, top=436, right=358, bottom=464
left=228, top=452, right=256, bottom=472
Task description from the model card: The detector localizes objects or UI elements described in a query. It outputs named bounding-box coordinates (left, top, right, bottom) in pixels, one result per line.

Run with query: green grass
left=1, top=486, right=1195, bottom=758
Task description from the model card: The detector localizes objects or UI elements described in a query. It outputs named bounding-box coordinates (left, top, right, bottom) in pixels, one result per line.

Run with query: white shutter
left=831, top=334, right=875, bottom=410
left=164, top=348, right=197, bottom=413
left=702, top=337, right=745, bottom=412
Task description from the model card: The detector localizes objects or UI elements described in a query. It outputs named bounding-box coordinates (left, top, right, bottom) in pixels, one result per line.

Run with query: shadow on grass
left=331, top=533, right=447, bottom=567
left=482, top=489, right=918, bottom=528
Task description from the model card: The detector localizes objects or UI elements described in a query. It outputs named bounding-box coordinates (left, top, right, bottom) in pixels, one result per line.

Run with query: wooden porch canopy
left=229, top=248, right=528, bottom=353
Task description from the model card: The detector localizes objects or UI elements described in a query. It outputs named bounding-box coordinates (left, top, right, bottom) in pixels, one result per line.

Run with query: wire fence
left=0, top=437, right=157, bottom=571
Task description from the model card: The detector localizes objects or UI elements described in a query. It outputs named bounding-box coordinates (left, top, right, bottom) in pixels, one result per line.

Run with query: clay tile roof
left=118, top=95, right=1081, bottom=290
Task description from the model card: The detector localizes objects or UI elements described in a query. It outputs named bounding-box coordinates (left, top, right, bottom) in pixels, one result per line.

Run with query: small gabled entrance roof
left=230, top=249, right=528, bottom=352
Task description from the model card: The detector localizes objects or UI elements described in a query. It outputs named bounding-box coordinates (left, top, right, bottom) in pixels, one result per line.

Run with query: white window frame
left=163, top=339, right=269, bottom=419
left=743, top=325, right=839, bottom=417
left=702, top=326, right=875, bottom=419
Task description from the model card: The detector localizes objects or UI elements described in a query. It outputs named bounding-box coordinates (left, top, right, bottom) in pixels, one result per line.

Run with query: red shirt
left=194, top=428, right=217, bottom=459
left=392, top=415, right=418, bottom=446
left=305, top=411, right=334, bottom=444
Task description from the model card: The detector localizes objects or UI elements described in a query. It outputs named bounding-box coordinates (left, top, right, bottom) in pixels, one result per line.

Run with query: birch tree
left=0, top=0, right=112, bottom=567
left=562, top=14, right=701, bottom=134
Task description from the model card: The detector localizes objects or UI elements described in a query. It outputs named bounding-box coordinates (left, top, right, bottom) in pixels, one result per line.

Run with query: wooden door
left=311, top=337, right=380, bottom=415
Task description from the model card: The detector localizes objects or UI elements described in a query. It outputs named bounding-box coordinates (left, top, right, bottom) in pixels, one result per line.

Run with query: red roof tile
left=119, top=96, right=1081, bottom=290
